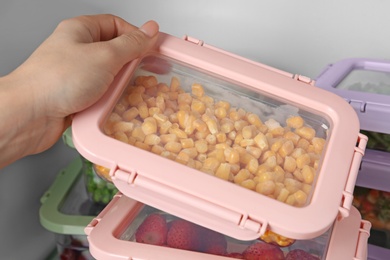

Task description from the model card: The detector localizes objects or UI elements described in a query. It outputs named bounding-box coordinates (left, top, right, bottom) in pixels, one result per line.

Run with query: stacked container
left=315, top=58, right=390, bottom=260
left=39, top=157, right=97, bottom=259
left=71, top=33, right=371, bottom=259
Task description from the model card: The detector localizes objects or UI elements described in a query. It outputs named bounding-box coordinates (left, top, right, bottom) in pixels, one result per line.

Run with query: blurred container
left=39, top=157, right=102, bottom=259
left=315, top=58, right=390, bottom=259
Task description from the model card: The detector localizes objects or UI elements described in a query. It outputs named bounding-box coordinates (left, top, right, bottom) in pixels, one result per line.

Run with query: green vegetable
left=82, top=158, right=118, bottom=205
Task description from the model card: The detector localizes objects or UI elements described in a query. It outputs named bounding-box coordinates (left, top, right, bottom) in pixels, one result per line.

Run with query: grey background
left=1, top=1, right=390, bottom=259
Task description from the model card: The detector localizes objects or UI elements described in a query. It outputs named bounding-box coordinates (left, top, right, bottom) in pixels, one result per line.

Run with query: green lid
left=62, top=127, right=75, bottom=149
left=39, top=157, right=94, bottom=235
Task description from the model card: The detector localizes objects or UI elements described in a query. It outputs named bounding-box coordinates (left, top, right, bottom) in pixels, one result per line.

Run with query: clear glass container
left=102, top=54, right=330, bottom=208
left=118, top=205, right=330, bottom=259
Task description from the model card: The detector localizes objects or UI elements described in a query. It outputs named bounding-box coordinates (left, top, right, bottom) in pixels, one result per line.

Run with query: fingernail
left=139, top=20, right=159, bottom=38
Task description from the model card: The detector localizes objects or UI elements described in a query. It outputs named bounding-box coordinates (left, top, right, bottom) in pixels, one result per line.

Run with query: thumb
left=105, top=20, right=159, bottom=65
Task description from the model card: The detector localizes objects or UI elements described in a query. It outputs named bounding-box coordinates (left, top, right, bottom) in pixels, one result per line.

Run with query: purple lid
left=315, top=58, right=390, bottom=134
left=368, top=244, right=390, bottom=260
left=356, top=149, right=390, bottom=192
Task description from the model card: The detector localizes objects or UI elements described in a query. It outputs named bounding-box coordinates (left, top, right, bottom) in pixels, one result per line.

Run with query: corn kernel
left=224, top=147, right=240, bottom=164
left=112, top=121, right=134, bottom=134
left=181, top=148, right=198, bottom=159
left=128, top=92, right=144, bottom=107
left=284, top=131, right=300, bottom=145
left=164, top=141, right=182, bottom=153
left=191, top=99, right=206, bottom=114
left=169, top=127, right=188, bottom=139
left=283, top=156, right=297, bottom=173
left=215, top=163, right=232, bottom=181
left=131, top=127, right=146, bottom=142
left=113, top=131, right=128, bottom=143
left=296, top=153, right=311, bottom=169
left=296, top=126, right=316, bottom=140
left=277, top=188, right=289, bottom=202
left=293, top=190, right=307, bottom=206
left=193, top=119, right=208, bottom=132
left=214, top=107, right=227, bottom=120
left=191, top=83, right=205, bottom=98
left=284, top=178, right=302, bottom=194
left=246, top=146, right=262, bottom=159
left=254, top=133, right=269, bottom=150
left=122, top=107, right=139, bottom=122
left=312, top=137, right=326, bottom=154
left=151, top=145, right=165, bottom=155
left=215, top=100, right=230, bottom=110
left=256, top=180, right=276, bottom=195
left=195, top=139, right=208, bottom=154
left=178, top=92, right=192, bottom=105
left=286, top=116, right=304, bottom=129
left=144, top=134, right=161, bottom=146
left=202, top=157, right=221, bottom=172
left=234, top=169, right=250, bottom=184
left=246, top=158, right=259, bottom=174
left=170, top=76, right=180, bottom=91
left=180, top=138, right=194, bottom=148
left=141, top=118, right=157, bottom=135
left=247, top=113, right=263, bottom=128
left=240, top=179, right=256, bottom=190
left=301, top=165, right=315, bottom=184
left=278, top=140, right=294, bottom=158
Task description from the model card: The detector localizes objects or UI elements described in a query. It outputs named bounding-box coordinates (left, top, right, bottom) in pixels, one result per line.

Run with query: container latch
left=353, top=220, right=371, bottom=260
left=293, top=74, right=315, bottom=86
left=338, top=133, right=368, bottom=219
left=182, top=35, right=204, bottom=46
left=84, top=193, right=123, bottom=235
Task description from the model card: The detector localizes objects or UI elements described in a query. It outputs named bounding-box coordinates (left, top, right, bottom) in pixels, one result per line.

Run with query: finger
left=96, top=20, right=159, bottom=66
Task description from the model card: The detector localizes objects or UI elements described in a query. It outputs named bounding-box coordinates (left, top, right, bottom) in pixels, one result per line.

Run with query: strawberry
left=242, top=242, right=285, bottom=260
left=200, top=228, right=227, bottom=255
left=226, top=252, right=245, bottom=259
left=285, top=249, right=319, bottom=260
left=135, top=213, right=168, bottom=246
left=166, top=219, right=203, bottom=251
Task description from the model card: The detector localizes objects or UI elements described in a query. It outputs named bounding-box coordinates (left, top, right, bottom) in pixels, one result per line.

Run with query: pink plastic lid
left=84, top=193, right=371, bottom=260
left=72, top=32, right=366, bottom=241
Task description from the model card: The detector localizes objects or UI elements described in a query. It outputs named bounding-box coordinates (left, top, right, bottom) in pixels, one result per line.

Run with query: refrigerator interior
left=1, top=1, right=390, bottom=259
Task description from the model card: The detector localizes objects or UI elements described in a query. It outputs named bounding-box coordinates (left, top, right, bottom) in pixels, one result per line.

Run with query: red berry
left=166, top=219, right=203, bottom=251
left=135, top=213, right=168, bottom=246
left=285, top=249, right=319, bottom=260
left=200, top=228, right=227, bottom=255
left=243, top=242, right=285, bottom=260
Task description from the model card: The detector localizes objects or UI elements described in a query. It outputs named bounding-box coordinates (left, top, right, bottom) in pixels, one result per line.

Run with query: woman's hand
left=0, top=14, right=159, bottom=168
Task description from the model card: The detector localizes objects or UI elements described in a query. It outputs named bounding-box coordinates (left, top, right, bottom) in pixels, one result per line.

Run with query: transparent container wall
left=55, top=234, right=94, bottom=260
left=335, top=69, right=390, bottom=95
left=118, top=205, right=329, bottom=259
left=360, top=130, right=390, bottom=152
left=103, top=54, right=330, bottom=208
left=60, top=164, right=107, bottom=216
left=82, top=158, right=118, bottom=206
left=353, top=186, right=390, bottom=249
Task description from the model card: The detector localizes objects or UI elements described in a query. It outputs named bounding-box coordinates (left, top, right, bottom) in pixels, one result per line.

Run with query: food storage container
left=72, top=32, right=367, bottom=242
left=39, top=157, right=100, bottom=259
left=84, top=193, right=371, bottom=260
left=62, top=127, right=118, bottom=205
left=315, top=58, right=390, bottom=259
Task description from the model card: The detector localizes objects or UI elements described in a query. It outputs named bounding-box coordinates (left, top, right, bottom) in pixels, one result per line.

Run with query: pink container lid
left=72, top=32, right=367, bottom=241
left=84, top=193, right=371, bottom=260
